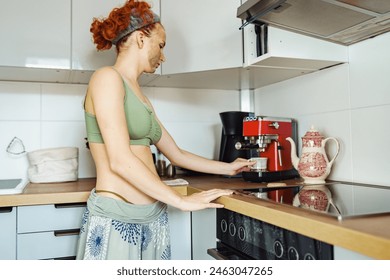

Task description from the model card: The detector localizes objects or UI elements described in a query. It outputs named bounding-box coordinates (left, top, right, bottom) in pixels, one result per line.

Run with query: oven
left=208, top=181, right=390, bottom=260
left=208, top=208, right=333, bottom=260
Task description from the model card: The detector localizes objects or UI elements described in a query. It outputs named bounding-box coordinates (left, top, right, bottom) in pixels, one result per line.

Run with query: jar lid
left=303, top=125, right=323, bottom=138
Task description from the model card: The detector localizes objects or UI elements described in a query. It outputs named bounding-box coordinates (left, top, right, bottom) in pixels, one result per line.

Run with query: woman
left=77, top=0, right=254, bottom=260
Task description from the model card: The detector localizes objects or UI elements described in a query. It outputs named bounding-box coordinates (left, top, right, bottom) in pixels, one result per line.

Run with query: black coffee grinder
left=219, top=111, right=254, bottom=176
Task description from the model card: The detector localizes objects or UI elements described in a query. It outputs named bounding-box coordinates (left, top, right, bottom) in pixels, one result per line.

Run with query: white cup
left=249, top=157, right=267, bottom=170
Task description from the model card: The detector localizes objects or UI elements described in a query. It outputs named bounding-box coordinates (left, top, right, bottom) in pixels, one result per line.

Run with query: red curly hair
left=90, top=0, right=159, bottom=52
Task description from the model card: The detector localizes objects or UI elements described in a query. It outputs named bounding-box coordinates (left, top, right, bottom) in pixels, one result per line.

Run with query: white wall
left=0, top=82, right=239, bottom=180
left=2, top=31, right=388, bottom=186
left=254, top=32, right=390, bottom=187
left=144, top=87, right=240, bottom=160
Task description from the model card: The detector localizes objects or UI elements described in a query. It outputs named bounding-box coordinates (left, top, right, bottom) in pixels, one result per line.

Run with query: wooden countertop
left=0, top=178, right=95, bottom=207
left=1, top=176, right=389, bottom=259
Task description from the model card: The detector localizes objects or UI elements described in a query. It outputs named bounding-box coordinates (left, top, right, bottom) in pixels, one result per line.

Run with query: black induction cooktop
left=243, top=182, right=390, bottom=220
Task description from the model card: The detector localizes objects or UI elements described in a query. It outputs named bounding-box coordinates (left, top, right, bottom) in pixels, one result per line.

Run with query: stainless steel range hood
left=237, top=0, right=390, bottom=45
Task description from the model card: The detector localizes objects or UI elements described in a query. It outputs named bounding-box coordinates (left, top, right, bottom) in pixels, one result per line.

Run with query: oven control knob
left=238, top=226, right=246, bottom=241
left=288, top=247, right=299, bottom=260
left=229, top=223, right=236, bottom=236
left=220, top=219, right=227, bottom=233
left=304, top=253, right=316, bottom=260
left=273, top=240, right=284, bottom=258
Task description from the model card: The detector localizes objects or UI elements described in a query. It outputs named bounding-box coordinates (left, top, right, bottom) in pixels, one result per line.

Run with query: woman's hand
left=177, top=189, right=234, bottom=211
left=225, top=158, right=255, bottom=176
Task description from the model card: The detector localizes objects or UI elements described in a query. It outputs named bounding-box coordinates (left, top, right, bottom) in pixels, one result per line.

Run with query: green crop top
left=84, top=74, right=162, bottom=146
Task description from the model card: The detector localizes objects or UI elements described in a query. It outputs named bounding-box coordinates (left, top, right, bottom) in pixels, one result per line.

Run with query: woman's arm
left=90, top=68, right=233, bottom=211
left=154, top=114, right=254, bottom=176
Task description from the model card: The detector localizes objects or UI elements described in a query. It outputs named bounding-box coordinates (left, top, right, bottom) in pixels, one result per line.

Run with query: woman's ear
left=136, top=31, right=145, bottom=48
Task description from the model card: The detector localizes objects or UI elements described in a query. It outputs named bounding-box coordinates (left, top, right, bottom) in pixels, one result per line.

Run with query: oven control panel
left=216, top=209, right=333, bottom=260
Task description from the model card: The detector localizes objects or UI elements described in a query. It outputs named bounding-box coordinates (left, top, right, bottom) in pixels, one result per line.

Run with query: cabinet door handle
left=0, top=207, right=13, bottom=213
left=54, top=229, right=80, bottom=237
left=54, top=202, right=87, bottom=209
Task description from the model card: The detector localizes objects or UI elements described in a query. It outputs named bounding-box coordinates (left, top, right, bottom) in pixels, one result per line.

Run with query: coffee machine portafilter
left=235, top=116, right=299, bottom=183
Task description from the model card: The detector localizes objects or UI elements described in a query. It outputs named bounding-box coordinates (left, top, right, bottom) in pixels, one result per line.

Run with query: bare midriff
left=89, top=143, right=158, bottom=205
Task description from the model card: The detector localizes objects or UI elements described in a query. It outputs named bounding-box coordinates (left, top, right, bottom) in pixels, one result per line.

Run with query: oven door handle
left=207, top=248, right=231, bottom=260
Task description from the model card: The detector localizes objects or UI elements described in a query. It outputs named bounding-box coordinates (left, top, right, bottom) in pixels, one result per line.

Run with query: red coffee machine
left=235, top=116, right=298, bottom=182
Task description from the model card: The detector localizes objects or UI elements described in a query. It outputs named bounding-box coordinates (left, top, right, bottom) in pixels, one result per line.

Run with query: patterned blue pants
left=76, top=189, right=171, bottom=260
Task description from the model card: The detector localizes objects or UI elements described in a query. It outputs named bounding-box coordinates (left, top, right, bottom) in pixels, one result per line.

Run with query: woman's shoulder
left=90, top=66, right=120, bottom=82
left=88, top=67, right=125, bottom=98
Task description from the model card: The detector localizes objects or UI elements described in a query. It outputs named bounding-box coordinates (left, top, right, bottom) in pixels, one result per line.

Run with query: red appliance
left=236, top=116, right=298, bottom=182
left=268, top=188, right=294, bottom=204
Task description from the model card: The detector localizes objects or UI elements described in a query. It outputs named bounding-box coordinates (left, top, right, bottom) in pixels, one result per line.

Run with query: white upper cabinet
left=71, top=0, right=123, bottom=71
left=0, top=0, right=348, bottom=89
left=71, top=0, right=161, bottom=83
left=0, top=0, right=71, bottom=69
left=244, top=25, right=348, bottom=70
left=161, top=0, right=243, bottom=75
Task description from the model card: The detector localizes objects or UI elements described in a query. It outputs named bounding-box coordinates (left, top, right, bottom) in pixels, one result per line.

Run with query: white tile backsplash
left=1, top=32, right=389, bottom=187
left=254, top=64, right=350, bottom=117
left=163, top=122, right=221, bottom=160
left=0, top=82, right=41, bottom=121
left=297, top=111, right=353, bottom=182
left=145, top=87, right=239, bottom=123
left=255, top=32, right=390, bottom=187
left=41, top=121, right=95, bottom=178
left=349, top=32, right=390, bottom=109
left=144, top=86, right=239, bottom=161
left=0, top=81, right=239, bottom=180
left=0, top=121, right=40, bottom=180
left=41, top=84, right=86, bottom=121
left=351, top=105, right=390, bottom=186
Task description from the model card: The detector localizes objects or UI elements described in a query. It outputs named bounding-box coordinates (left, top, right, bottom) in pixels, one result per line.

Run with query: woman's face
left=144, top=24, right=166, bottom=73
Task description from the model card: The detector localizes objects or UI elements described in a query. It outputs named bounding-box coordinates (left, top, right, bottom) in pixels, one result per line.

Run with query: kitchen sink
left=0, top=179, right=28, bottom=195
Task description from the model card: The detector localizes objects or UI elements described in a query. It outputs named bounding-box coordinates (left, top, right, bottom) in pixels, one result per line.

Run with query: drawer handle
left=0, top=207, right=13, bottom=213
left=54, top=229, right=80, bottom=237
left=54, top=202, right=87, bottom=209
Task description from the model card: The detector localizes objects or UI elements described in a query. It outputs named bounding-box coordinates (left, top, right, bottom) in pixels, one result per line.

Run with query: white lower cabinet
left=17, top=231, right=80, bottom=260
left=168, top=207, right=217, bottom=260
left=333, top=246, right=373, bottom=260
left=10, top=203, right=209, bottom=260
left=191, top=209, right=216, bottom=260
left=0, top=207, right=17, bottom=260
left=167, top=205, right=192, bottom=260
left=17, top=203, right=86, bottom=260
